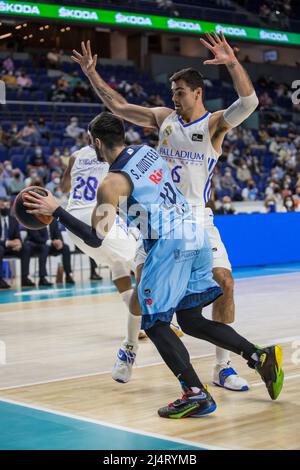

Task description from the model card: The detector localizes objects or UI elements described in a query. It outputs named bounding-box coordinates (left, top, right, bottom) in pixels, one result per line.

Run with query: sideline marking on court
left=0, top=396, right=227, bottom=451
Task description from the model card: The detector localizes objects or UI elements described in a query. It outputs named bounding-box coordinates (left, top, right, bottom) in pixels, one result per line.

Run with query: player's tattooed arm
left=72, top=41, right=172, bottom=129
left=61, top=156, right=75, bottom=194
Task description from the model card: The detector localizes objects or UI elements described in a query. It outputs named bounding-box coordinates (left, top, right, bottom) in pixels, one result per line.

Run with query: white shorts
left=67, top=208, right=139, bottom=280
left=134, top=207, right=231, bottom=271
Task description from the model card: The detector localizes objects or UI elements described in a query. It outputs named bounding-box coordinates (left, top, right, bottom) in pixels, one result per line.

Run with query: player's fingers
left=220, top=31, right=228, bottom=43
left=92, top=54, right=98, bottom=67
left=205, top=33, right=217, bottom=46
left=212, top=32, right=221, bottom=44
left=81, top=41, right=88, bottom=55
left=71, top=56, right=80, bottom=64
left=72, top=50, right=82, bottom=59
left=27, top=190, right=43, bottom=199
left=203, top=59, right=219, bottom=65
left=87, top=40, right=92, bottom=57
left=199, top=38, right=214, bottom=51
left=26, top=209, right=40, bottom=214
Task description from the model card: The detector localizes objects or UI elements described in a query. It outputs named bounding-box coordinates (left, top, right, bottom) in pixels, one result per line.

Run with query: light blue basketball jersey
left=109, top=144, right=193, bottom=251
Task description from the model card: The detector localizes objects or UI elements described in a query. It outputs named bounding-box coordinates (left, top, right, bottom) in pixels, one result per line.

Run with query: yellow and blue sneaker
left=255, top=345, right=284, bottom=400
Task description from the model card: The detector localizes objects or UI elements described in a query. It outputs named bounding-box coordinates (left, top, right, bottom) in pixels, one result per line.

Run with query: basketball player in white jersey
left=61, top=141, right=148, bottom=382
left=72, top=33, right=259, bottom=391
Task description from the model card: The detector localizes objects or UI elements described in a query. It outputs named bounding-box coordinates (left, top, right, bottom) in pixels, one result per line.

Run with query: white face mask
left=286, top=200, right=293, bottom=208
left=54, top=178, right=60, bottom=185
left=224, top=203, right=231, bottom=211
left=5, top=165, right=12, bottom=171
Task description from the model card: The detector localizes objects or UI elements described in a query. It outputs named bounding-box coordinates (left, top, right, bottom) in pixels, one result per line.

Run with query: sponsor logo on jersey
left=149, top=168, right=163, bottom=184
left=144, top=298, right=153, bottom=306
left=174, top=249, right=201, bottom=262
left=163, top=125, right=172, bottom=137
left=192, top=133, right=203, bottom=142
left=144, top=288, right=151, bottom=294
left=162, top=139, right=169, bottom=146
left=127, top=148, right=134, bottom=155
left=159, top=147, right=205, bottom=162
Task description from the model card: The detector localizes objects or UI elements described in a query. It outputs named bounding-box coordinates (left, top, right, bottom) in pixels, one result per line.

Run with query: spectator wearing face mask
left=45, top=172, right=63, bottom=198
left=36, top=117, right=50, bottom=140
left=48, top=148, right=64, bottom=172
left=6, top=169, right=25, bottom=196
left=236, top=161, right=252, bottom=183
left=216, top=196, right=236, bottom=215
left=242, top=179, right=259, bottom=201
left=19, top=120, right=39, bottom=145
left=65, top=117, right=85, bottom=139
left=221, top=168, right=239, bottom=198
left=282, top=196, right=296, bottom=213
left=29, top=147, right=48, bottom=178
left=263, top=197, right=277, bottom=214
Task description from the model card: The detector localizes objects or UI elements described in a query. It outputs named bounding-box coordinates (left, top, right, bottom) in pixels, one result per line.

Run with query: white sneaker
left=112, top=342, right=137, bottom=383
left=213, top=361, right=249, bottom=391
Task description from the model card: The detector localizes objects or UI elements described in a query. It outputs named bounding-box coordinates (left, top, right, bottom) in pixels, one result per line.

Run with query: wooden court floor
left=0, top=272, right=300, bottom=450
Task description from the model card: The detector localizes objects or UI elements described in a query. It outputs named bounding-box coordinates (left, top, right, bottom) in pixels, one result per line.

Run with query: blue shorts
left=138, top=221, right=223, bottom=330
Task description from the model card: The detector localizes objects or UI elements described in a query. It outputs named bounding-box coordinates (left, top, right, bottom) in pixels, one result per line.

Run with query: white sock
left=216, top=347, right=230, bottom=366
left=124, top=312, right=141, bottom=351
left=121, top=289, right=133, bottom=309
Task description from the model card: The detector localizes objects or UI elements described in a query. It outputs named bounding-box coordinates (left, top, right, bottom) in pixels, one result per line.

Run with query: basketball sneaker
left=112, top=342, right=137, bottom=383
left=254, top=345, right=284, bottom=400
left=158, top=387, right=217, bottom=419
left=213, top=361, right=249, bottom=391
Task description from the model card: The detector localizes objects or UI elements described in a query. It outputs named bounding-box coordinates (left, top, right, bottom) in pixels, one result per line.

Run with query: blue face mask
left=268, top=203, right=276, bottom=212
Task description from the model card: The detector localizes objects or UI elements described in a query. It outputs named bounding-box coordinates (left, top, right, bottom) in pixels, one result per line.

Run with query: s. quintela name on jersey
left=130, top=148, right=159, bottom=181
left=159, top=147, right=205, bottom=161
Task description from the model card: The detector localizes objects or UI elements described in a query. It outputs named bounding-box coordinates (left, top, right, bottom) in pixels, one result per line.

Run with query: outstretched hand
left=200, top=32, right=237, bottom=66
left=71, top=40, right=98, bottom=76
left=23, top=189, right=59, bottom=215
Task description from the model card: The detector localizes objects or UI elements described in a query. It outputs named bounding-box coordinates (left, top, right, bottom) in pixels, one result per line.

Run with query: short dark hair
left=89, top=112, right=125, bottom=149
left=169, top=67, right=205, bottom=95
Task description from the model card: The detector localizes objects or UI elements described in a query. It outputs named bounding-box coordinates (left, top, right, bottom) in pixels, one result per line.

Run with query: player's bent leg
left=145, top=320, right=217, bottom=419
left=212, top=266, right=249, bottom=391
left=176, top=306, right=284, bottom=400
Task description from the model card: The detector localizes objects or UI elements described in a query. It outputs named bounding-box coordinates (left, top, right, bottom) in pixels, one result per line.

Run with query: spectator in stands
left=221, top=168, right=240, bottom=198
left=147, top=94, right=165, bottom=107
left=293, top=185, right=300, bottom=210
left=216, top=196, right=236, bottom=215
left=282, top=195, right=297, bottom=212
left=60, top=148, right=71, bottom=168
left=1, top=70, right=17, bottom=88
left=28, top=146, right=48, bottom=178
left=0, top=197, right=31, bottom=289
left=48, top=148, right=64, bottom=173
left=263, top=196, right=277, bottom=214
left=259, top=92, right=273, bottom=109
left=2, top=55, right=14, bottom=73
left=65, top=117, right=85, bottom=139
left=24, top=168, right=41, bottom=188
left=142, top=127, right=159, bottom=147
left=125, top=126, right=141, bottom=145
left=2, top=161, right=13, bottom=180
left=156, top=0, right=179, bottom=17
left=47, top=219, right=75, bottom=285
left=36, top=117, right=50, bottom=140
left=19, top=119, right=39, bottom=145
left=16, top=71, right=32, bottom=89
left=45, top=171, right=63, bottom=198
left=23, top=228, right=53, bottom=287
left=6, top=169, right=25, bottom=196
left=117, top=80, right=132, bottom=97
left=242, top=179, right=259, bottom=201
left=236, top=161, right=252, bottom=183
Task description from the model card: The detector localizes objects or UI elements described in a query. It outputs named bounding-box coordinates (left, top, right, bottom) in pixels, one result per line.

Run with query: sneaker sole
left=212, top=381, right=249, bottom=392
left=160, top=403, right=217, bottom=419
left=190, top=403, right=217, bottom=417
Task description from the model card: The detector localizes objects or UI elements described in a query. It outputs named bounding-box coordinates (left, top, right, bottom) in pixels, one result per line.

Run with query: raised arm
left=71, top=41, right=172, bottom=129
left=61, top=155, right=75, bottom=193
left=200, top=32, right=258, bottom=152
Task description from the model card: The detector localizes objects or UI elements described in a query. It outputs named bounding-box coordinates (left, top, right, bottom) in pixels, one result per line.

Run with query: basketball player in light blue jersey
left=24, top=112, right=284, bottom=418
left=71, top=34, right=259, bottom=391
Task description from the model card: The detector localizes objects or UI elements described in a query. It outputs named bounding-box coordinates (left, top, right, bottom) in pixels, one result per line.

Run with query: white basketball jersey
left=157, top=111, right=221, bottom=208
left=66, top=145, right=109, bottom=211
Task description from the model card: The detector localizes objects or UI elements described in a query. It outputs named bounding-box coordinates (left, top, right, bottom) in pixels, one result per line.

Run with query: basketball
left=13, top=186, right=54, bottom=230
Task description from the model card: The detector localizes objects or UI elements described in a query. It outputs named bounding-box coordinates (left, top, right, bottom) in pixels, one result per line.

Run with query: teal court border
left=1, top=262, right=300, bottom=305
left=0, top=398, right=223, bottom=450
